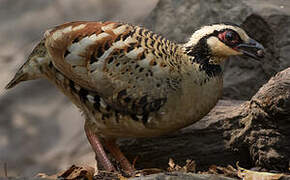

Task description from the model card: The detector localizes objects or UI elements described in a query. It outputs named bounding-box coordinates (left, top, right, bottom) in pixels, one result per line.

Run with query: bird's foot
left=84, top=125, right=116, bottom=172
left=104, top=139, right=136, bottom=175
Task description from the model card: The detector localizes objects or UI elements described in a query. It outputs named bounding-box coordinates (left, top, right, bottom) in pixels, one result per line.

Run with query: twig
left=4, top=162, right=8, bottom=177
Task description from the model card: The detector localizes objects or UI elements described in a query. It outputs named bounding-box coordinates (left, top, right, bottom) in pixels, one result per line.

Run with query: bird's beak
left=236, top=38, right=265, bottom=60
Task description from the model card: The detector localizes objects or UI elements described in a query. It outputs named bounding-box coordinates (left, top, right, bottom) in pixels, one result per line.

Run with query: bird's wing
left=45, top=21, right=173, bottom=116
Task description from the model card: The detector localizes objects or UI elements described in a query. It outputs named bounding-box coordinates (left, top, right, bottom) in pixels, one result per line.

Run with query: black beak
left=236, top=38, right=265, bottom=61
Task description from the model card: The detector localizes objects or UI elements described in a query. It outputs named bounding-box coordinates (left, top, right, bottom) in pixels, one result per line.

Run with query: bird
left=5, top=21, right=264, bottom=174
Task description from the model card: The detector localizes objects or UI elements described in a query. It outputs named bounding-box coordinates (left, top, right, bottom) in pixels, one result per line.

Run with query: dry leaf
left=168, top=158, right=175, bottom=170
left=37, top=165, right=95, bottom=180
left=218, top=165, right=237, bottom=177
left=236, top=162, right=284, bottom=180
left=184, top=160, right=196, bottom=173
left=58, top=165, right=95, bottom=180
left=167, top=158, right=196, bottom=173
left=208, top=165, right=219, bottom=175
left=135, top=168, right=163, bottom=177
left=36, top=172, right=58, bottom=179
left=201, top=164, right=238, bottom=178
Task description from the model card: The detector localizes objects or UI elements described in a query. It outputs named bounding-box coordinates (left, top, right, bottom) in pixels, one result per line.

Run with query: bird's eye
left=225, top=31, right=235, bottom=41
left=218, top=30, right=240, bottom=45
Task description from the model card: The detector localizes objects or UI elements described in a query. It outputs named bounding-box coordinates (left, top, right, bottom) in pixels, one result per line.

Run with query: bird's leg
left=103, top=139, right=135, bottom=174
left=84, top=125, right=116, bottom=172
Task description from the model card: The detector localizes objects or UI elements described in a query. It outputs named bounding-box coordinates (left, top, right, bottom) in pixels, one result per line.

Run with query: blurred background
left=1, top=0, right=289, bottom=177
left=0, top=0, right=157, bottom=177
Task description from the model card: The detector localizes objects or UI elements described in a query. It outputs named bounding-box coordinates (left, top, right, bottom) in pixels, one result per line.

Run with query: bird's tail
left=5, top=39, right=49, bottom=89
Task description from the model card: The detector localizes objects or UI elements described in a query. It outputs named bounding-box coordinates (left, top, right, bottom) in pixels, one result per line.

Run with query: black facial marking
left=186, top=34, right=222, bottom=77
left=199, top=63, right=221, bottom=78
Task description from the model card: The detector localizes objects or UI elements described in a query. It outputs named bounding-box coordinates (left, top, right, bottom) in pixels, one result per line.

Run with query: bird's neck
left=180, top=38, right=223, bottom=78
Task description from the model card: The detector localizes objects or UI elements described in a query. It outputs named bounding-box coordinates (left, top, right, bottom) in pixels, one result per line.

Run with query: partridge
left=5, top=21, right=264, bottom=173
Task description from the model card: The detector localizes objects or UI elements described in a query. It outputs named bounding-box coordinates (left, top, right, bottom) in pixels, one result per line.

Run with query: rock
left=144, top=0, right=290, bottom=100
left=130, top=172, right=237, bottom=180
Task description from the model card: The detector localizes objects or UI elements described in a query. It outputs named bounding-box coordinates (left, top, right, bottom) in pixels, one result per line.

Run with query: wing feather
left=45, top=21, right=172, bottom=115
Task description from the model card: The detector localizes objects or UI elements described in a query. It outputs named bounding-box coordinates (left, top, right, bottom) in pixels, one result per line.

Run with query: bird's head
left=185, top=23, right=265, bottom=64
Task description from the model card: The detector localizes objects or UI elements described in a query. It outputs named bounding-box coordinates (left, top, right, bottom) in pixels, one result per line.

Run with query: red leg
left=103, top=139, right=135, bottom=174
left=84, top=125, right=116, bottom=172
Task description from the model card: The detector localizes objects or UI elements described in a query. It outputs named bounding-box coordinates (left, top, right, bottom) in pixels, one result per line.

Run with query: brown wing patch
left=44, top=21, right=130, bottom=90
